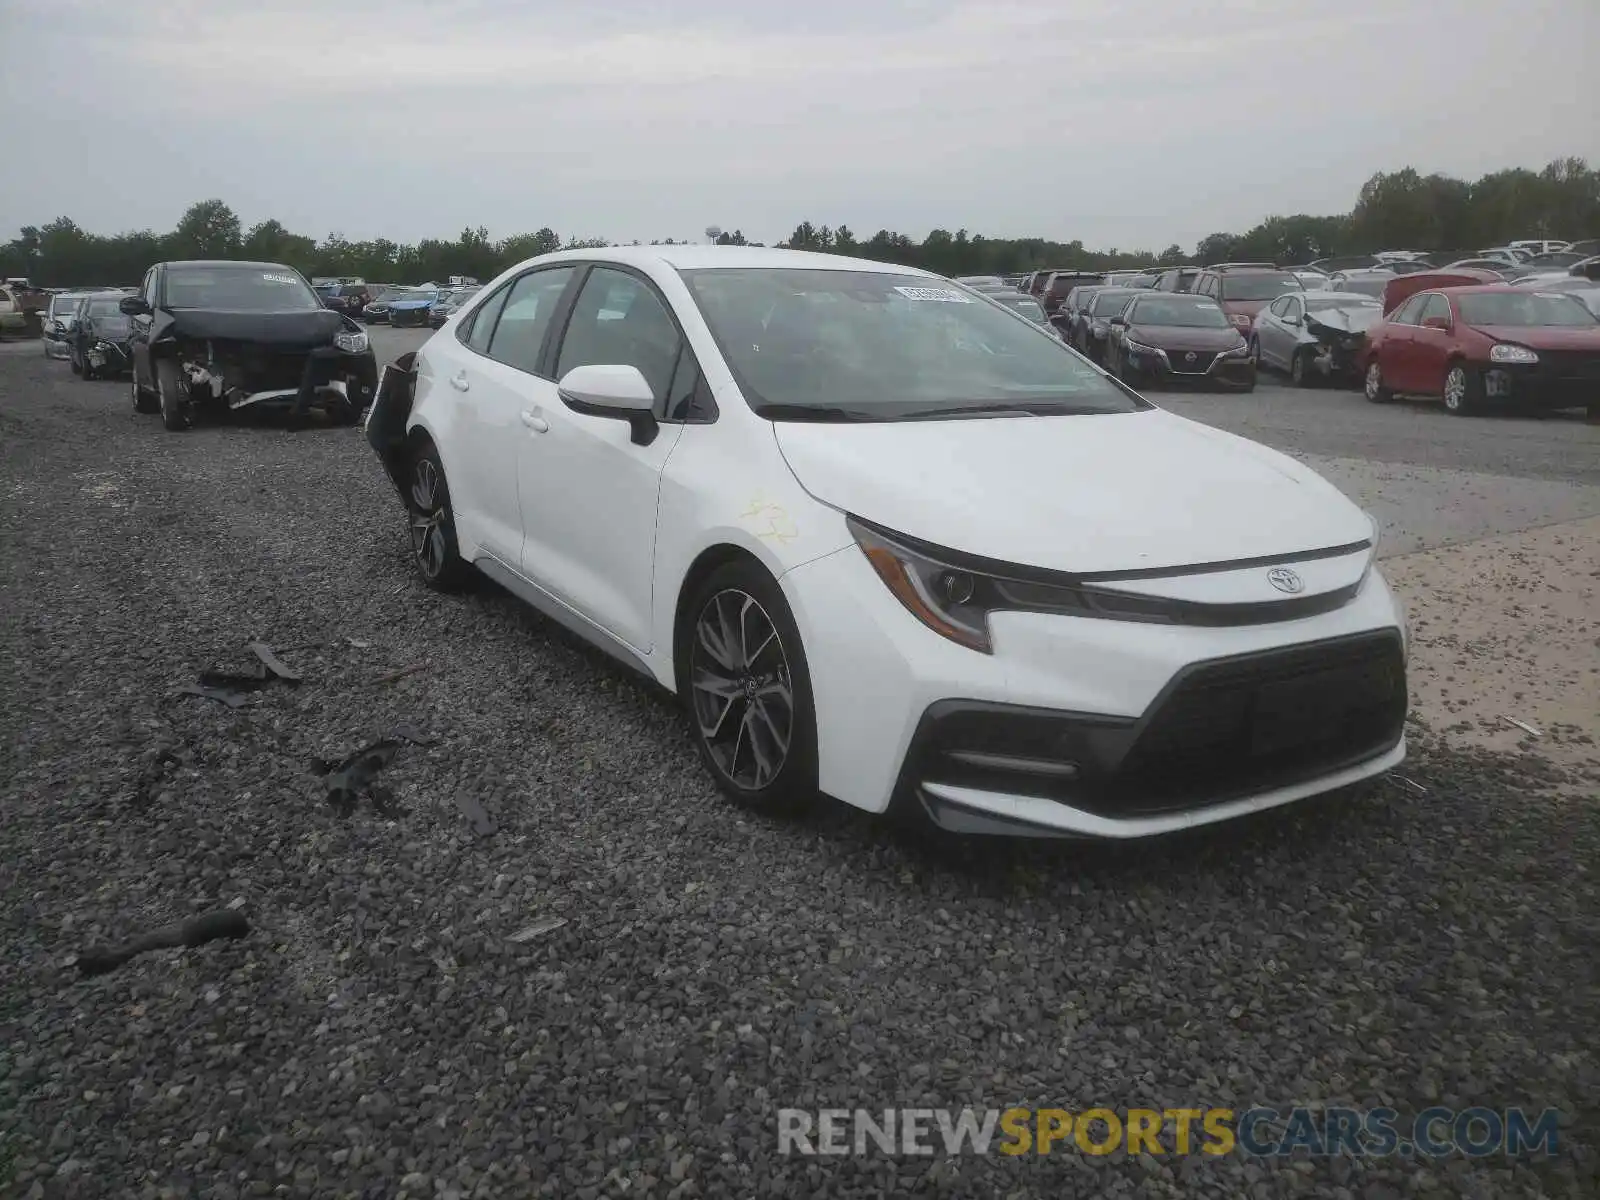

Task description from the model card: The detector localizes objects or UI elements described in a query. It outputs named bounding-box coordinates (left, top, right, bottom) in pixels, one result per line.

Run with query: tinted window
left=462, top=283, right=512, bottom=354
left=163, top=265, right=320, bottom=311
left=1418, top=295, right=1452, bottom=325
left=1391, top=295, right=1429, bottom=325
left=1456, top=291, right=1599, bottom=327
left=1090, top=290, right=1137, bottom=316
left=1129, top=296, right=1232, bottom=328
left=485, top=267, right=578, bottom=374
left=664, top=344, right=712, bottom=421
left=681, top=267, right=1143, bottom=420
left=1268, top=296, right=1289, bottom=317
left=1218, top=272, right=1300, bottom=301
left=555, top=266, right=682, bottom=400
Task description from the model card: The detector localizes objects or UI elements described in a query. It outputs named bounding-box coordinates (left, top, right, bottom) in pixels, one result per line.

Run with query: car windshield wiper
left=886, top=402, right=1096, bottom=420
left=755, top=404, right=886, bottom=422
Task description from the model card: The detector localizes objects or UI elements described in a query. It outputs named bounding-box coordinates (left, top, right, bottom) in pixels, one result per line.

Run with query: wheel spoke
left=690, top=587, right=796, bottom=793
left=739, top=708, right=777, bottom=786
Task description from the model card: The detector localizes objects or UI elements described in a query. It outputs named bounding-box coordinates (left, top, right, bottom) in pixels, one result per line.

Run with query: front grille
left=209, top=342, right=332, bottom=393
left=903, top=631, right=1406, bottom=818
left=1169, top=350, right=1217, bottom=373
left=1537, top=351, right=1600, bottom=382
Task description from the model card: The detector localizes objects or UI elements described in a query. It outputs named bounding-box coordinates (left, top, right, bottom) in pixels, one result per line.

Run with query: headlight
left=334, top=329, right=369, bottom=353
left=1364, top=508, right=1382, bottom=555
left=848, top=518, right=1184, bottom=653
left=1489, top=343, right=1537, bottom=364
left=1124, top=339, right=1164, bottom=358
left=1221, top=340, right=1251, bottom=357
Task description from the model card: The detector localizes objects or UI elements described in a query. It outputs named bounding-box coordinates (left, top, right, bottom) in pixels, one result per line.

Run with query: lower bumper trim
left=919, top=739, right=1405, bottom=838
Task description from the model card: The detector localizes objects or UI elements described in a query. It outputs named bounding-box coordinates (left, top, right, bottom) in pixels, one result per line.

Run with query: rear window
left=1219, top=272, right=1301, bottom=301
left=1090, top=290, right=1137, bottom=316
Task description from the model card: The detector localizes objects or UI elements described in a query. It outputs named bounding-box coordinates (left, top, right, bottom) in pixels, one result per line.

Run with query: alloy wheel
left=1443, top=367, right=1466, bottom=411
left=689, top=589, right=794, bottom=791
left=409, top=458, right=448, bottom=579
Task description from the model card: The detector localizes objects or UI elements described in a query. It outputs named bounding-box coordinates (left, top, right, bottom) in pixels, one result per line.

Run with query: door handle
left=520, top=410, right=549, bottom=433
left=449, top=371, right=470, bottom=392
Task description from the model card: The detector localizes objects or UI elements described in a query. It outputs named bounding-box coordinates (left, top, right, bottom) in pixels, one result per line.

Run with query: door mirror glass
left=119, top=295, right=150, bottom=316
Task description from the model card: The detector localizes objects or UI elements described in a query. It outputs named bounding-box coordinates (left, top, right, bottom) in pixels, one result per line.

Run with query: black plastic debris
left=312, top=738, right=405, bottom=817
left=176, top=683, right=249, bottom=709
left=247, top=641, right=302, bottom=684
left=77, top=909, right=251, bottom=977
left=455, top=792, right=497, bottom=837
left=178, top=641, right=304, bottom=707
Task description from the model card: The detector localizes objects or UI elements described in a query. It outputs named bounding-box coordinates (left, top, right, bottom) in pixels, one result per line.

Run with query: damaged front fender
left=366, top=351, right=418, bottom=500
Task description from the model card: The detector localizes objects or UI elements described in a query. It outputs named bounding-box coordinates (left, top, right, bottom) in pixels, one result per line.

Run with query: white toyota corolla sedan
left=365, top=246, right=1408, bottom=839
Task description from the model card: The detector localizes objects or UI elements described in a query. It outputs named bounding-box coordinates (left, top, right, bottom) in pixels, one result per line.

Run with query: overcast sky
left=3, top=0, right=1596, bottom=252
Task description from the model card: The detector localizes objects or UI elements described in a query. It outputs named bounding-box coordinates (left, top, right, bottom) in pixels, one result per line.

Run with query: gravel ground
left=2, top=347, right=1597, bottom=1198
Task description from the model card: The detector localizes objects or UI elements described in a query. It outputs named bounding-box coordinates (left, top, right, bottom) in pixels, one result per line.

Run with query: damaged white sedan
left=365, top=246, right=1408, bottom=839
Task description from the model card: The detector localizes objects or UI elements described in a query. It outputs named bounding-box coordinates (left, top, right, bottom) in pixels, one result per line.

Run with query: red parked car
left=1379, top=267, right=1500, bottom=315
left=1361, top=285, right=1600, bottom=416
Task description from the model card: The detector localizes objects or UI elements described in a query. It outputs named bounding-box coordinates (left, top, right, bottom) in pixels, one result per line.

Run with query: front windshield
left=1128, top=297, right=1231, bottom=328
left=164, top=266, right=320, bottom=311
left=1090, top=290, right=1138, bottom=316
left=680, top=267, right=1145, bottom=420
left=86, top=298, right=123, bottom=318
left=1219, top=272, right=1301, bottom=301
left=1457, top=292, right=1598, bottom=327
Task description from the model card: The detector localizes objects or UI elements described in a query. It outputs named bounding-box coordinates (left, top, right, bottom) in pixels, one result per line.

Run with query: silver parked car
left=42, top=291, right=93, bottom=359
left=1251, top=290, right=1384, bottom=387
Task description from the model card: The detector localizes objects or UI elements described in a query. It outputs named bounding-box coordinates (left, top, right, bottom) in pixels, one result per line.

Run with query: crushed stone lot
left=1, top=345, right=1597, bottom=1198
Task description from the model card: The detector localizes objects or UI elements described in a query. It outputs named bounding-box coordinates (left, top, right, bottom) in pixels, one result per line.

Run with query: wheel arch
left=670, top=542, right=772, bottom=692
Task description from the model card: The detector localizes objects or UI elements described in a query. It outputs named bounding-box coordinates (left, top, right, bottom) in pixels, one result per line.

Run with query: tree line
left=4, top=158, right=1596, bottom=289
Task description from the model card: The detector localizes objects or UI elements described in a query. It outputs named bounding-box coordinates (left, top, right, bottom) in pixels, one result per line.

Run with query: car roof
left=525, top=244, right=940, bottom=277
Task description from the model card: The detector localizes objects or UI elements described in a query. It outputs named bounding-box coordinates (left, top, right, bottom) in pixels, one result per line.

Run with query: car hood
left=165, top=308, right=343, bottom=346
left=1304, top=306, right=1382, bottom=336
left=1125, top=323, right=1244, bottom=352
left=773, top=409, right=1369, bottom=574
left=389, top=297, right=435, bottom=309
left=1465, top=324, right=1600, bottom=350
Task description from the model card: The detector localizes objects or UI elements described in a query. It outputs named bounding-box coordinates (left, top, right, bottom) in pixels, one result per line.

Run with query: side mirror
left=557, top=364, right=660, bottom=446
left=1109, top=317, right=1127, bottom=327
left=119, top=295, right=150, bottom=316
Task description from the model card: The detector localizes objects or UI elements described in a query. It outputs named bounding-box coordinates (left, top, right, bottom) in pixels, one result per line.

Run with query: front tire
left=679, top=560, right=818, bottom=814
left=155, top=358, right=191, bottom=432
left=1364, top=359, right=1392, bottom=404
left=1442, top=363, right=1482, bottom=416
left=1290, top=348, right=1313, bottom=387
left=406, top=443, right=473, bottom=591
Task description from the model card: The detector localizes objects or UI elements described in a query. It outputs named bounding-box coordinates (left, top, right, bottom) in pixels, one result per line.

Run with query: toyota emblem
left=1185, top=351, right=1197, bottom=363
left=1266, top=567, right=1304, bottom=594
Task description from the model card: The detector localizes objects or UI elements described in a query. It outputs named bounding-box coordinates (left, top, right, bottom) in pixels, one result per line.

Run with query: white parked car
left=365, top=247, right=1408, bottom=839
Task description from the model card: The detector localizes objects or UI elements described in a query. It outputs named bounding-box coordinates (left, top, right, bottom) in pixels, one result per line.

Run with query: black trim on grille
left=897, top=630, right=1406, bottom=818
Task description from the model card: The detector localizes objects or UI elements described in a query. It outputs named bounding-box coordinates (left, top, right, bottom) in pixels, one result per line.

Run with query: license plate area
left=1249, top=663, right=1390, bottom=756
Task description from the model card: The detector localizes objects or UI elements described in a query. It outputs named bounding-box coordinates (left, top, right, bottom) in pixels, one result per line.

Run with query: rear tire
left=1363, top=359, right=1392, bottom=404
left=406, top=442, right=473, bottom=592
left=678, top=559, right=818, bottom=815
left=155, top=358, right=191, bottom=432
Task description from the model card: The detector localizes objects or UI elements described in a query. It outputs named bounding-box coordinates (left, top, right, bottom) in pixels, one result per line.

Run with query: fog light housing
left=1484, top=369, right=1514, bottom=397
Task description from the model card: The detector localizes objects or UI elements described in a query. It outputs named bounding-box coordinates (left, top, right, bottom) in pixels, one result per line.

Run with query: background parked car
left=1104, top=292, right=1255, bottom=391
left=430, top=286, right=481, bottom=327
left=389, top=289, right=441, bottom=328
left=68, top=292, right=136, bottom=380
left=1252, top=290, right=1383, bottom=386
left=984, top=291, right=1054, bottom=331
left=1362, top=285, right=1600, bottom=417
left=1040, top=270, right=1107, bottom=315
left=317, top=282, right=371, bottom=318
left=361, top=287, right=417, bottom=324
left=1075, top=287, right=1143, bottom=362
left=1153, top=266, right=1201, bottom=293
left=1191, top=264, right=1304, bottom=335
left=1380, top=267, right=1502, bottom=315
left=42, top=290, right=88, bottom=359
left=1326, top=269, right=1395, bottom=299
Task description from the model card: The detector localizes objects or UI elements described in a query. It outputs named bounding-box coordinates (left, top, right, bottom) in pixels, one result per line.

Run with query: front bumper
left=1123, top=345, right=1256, bottom=389
left=363, top=309, right=391, bottom=324
left=781, top=543, right=1407, bottom=839
left=389, top=308, right=432, bottom=327
left=86, top=340, right=133, bottom=373
left=186, top=346, right=378, bottom=414
left=1471, top=358, right=1600, bottom=409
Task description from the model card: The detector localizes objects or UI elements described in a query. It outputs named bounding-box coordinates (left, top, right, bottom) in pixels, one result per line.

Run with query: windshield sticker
left=894, top=286, right=972, bottom=303
left=261, top=273, right=298, bottom=285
